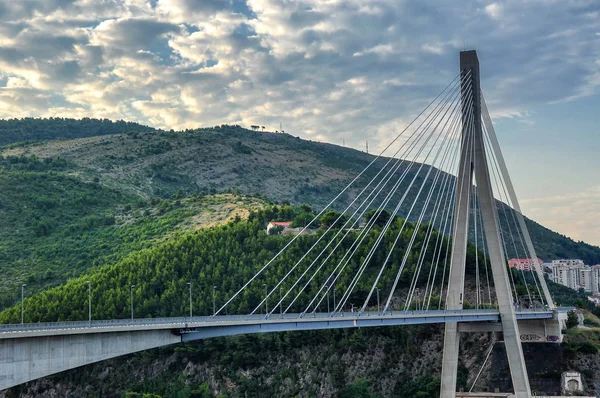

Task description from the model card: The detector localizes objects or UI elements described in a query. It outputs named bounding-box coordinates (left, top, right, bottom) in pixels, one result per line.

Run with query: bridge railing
left=0, top=308, right=559, bottom=333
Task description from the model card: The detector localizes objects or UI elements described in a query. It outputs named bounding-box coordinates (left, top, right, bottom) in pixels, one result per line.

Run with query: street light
left=376, top=286, right=380, bottom=313
left=21, top=284, right=26, bottom=324
left=333, top=288, right=336, bottom=313
left=212, top=286, right=217, bottom=316
left=187, top=282, right=192, bottom=318
left=263, top=283, right=268, bottom=315
left=130, top=284, right=135, bottom=320
left=87, top=281, right=91, bottom=325
left=415, top=288, right=420, bottom=311
left=279, top=286, right=283, bottom=317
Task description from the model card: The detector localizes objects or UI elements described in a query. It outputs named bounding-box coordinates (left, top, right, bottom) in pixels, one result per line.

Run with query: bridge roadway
left=0, top=308, right=569, bottom=391
left=0, top=308, right=559, bottom=341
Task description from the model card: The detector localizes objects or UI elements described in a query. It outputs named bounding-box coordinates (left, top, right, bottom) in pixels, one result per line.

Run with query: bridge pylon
left=440, top=50, right=532, bottom=398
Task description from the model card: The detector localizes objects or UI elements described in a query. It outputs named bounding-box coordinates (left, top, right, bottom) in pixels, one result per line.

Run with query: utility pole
left=366, top=140, right=369, bottom=154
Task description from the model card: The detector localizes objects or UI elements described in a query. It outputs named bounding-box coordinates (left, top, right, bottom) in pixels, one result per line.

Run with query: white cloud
left=484, top=3, right=503, bottom=20
left=0, top=0, right=596, bottom=134
left=0, top=0, right=598, bottom=244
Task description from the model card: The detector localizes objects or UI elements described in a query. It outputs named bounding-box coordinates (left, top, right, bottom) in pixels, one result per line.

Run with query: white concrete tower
left=440, top=50, right=532, bottom=398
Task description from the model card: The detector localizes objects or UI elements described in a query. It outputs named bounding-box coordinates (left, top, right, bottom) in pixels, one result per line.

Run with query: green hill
left=0, top=117, right=154, bottom=147
left=0, top=154, right=265, bottom=308
left=0, top=205, right=471, bottom=323
left=2, top=123, right=599, bottom=265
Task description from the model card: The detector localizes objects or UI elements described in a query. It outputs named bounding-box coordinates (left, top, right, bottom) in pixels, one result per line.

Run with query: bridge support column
left=441, top=50, right=531, bottom=398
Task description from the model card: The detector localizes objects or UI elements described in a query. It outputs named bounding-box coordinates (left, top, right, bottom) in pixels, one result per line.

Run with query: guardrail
left=0, top=308, right=558, bottom=334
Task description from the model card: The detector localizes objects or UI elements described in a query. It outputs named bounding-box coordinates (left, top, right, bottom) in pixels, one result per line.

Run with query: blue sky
left=0, top=0, right=598, bottom=247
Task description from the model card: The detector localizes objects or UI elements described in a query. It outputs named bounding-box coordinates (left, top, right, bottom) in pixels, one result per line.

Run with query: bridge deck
left=0, top=309, right=562, bottom=340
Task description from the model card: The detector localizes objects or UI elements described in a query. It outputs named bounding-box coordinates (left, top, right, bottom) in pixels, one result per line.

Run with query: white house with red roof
left=266, top=221, right=292, bottom=234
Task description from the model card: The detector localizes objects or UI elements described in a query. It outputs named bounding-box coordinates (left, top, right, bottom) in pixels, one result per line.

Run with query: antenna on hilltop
left=343, top=139, right=345, bottom=147
left=280, top=122, right=283, bottom=133
left=366, top=140, right=369, bottom=154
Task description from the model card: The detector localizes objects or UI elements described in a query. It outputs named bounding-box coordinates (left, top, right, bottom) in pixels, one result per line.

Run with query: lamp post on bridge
left=279, top=286, right=283, bottom=318
left=376, top=286, right=380, bottom=314
left=212, top=286, right=217, bottom=316
left=87, top=280, right=91, bottom=325
left=21, top=284, right=26, bottom=324
left=415, top=288, right=420, bottom=311
left=263, top=283, right=268, bottom=315
left=333, top=287, right=336, bottom=315
left=187, top=282, right=192, bottom=318
left=130, top=284, right=135, bottom=320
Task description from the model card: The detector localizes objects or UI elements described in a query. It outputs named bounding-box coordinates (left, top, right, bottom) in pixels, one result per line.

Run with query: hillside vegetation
left=0, top=205, right=487, bottom=397
left=0, top=155, right=265, bottom=308
left=0, top=205, right=471, bottom=323
left=0, top=117, right=153, bottom=147
left=2, top=123, right=599, bottom=265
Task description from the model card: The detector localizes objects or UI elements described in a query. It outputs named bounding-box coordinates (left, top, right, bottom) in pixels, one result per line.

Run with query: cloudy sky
left=0, top=0, right=598, bottom=247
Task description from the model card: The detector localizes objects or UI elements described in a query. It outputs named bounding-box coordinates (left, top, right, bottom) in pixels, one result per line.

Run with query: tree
left=566, top=310, right=579, bottom=329
left=291, top=212, right=313, bottom=228
left=365, top=209, right=396, bottom=228
left=343, top=378, right=376, bottom=398
left=299, top=204, right=313, bottom=214
left=320, top=210, right=347, bottom=229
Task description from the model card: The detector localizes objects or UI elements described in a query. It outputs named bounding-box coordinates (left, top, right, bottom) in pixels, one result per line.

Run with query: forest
left=0, top=205, right=480, bottom=323
left=0, top=117, right=153, bottom=146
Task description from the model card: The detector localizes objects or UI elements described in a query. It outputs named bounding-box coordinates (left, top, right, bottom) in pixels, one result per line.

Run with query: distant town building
left=266, top=221, right=292, bottom=234
left=591, top=265, right=600, bottom=295
left=553, top=259, right=586, bottom=268
left=551, top=259, right=600, bottom=293
left=508, top=258, right=543, bottom=271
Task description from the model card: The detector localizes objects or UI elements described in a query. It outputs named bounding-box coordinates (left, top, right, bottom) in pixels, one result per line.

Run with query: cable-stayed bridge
left=0, top=51, right=571, bottom=397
